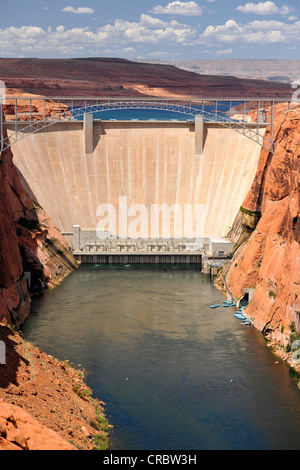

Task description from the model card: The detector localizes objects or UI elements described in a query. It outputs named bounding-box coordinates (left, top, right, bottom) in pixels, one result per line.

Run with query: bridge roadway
left=0, top=96, right=283, bottom=152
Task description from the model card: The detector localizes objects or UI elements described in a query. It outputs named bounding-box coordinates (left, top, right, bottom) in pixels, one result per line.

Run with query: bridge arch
left=1, top=97, right=274, bottom=152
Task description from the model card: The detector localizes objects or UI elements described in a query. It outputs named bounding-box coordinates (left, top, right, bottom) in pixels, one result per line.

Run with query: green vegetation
left=72, top=383, right=93, bottom=400
left=89, top=408, right=110, bottom=450
left=92, top=431, right=109, bottom=450
left=290, top=331, right=300, bottom=345
left=269, top=290, right=276, bottom=299
left=70, top=364, right=110, bottom=450
left=284, top=322, right=300, bottom=353
left=240, top=206, right=261, bottom=217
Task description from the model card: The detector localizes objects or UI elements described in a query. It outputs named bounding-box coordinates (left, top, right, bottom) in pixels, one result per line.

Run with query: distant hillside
left=0, top=57, right=292, bottom=99
left=137, top=59, right=300, bottom=85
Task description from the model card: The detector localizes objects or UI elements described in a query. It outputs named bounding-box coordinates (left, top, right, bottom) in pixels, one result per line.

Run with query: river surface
left=22, top=265, right=300, bottom=450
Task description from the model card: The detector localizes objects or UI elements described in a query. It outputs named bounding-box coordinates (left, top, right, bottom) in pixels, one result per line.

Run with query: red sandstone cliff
left=217, top=105, right=300, bottom=347
left=0, top=120, right=77, bottom=327
left=0, top=398, right=76, bottom=450
left=3, top=92, right=70, bottom=121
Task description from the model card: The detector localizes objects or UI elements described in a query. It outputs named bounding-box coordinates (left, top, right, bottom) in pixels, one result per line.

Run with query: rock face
left=0, top=399, right=76, bottom=450
left=3, top=93, right=70, bottom=121
left=0, top=119, right=77, bottom=327
left=222, top=106, right=300, bottom=344
left=0, top=323, right=109, bottom=450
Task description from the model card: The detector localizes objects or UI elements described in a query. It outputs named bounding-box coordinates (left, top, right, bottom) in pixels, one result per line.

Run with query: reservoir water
left=22, top=265, right=300, bottom=450
left=72, top=101, right=243, bottom=121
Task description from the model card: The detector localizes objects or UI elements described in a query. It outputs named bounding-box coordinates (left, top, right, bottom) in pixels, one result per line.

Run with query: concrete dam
left=7, top=117, right=265, bottom=260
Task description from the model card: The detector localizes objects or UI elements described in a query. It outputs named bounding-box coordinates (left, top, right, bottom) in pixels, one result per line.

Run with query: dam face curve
left=7, top=120, right=264, bottom=240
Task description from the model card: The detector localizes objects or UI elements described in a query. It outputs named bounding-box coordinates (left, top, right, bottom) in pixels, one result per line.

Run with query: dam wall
left=7, top=119, right=265, bottom=241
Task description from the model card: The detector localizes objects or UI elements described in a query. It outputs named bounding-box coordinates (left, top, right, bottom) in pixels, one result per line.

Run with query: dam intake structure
left=69, top=225, right=234, bottom=265
left=0, top=96, right=289, bottom=264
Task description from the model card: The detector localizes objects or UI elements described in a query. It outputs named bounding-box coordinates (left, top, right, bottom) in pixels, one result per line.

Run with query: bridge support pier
left=195, top=115, right=204, bottom=155
left=84, top=113, right=94, bottom=155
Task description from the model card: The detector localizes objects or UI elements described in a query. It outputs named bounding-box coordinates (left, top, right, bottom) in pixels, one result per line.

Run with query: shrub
left=91, top=409, right=109, bottom=450
left=72, top=384, right=92, bottom=400
left=286, top=343, right=292, bottom=353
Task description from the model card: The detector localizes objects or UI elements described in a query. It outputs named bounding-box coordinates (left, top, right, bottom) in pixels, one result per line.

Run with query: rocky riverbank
left=0, top=322, right=109, bottom=450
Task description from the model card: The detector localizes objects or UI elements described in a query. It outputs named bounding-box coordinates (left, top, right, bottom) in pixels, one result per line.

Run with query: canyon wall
left=0, top=121, right=77, bottom=327
left=219, top=106, right=300, bottom=344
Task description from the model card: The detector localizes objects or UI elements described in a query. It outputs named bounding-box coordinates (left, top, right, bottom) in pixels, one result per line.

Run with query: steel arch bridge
left=1, top=97, right=276, bottom=153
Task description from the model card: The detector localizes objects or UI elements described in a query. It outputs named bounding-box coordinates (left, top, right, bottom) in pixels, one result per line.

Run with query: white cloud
left=103, top=46, right=136, bottom=54
left=147, top=51, right=180, bottom=56
left=1, top=7, right=299, bottom=58
left=200, top=18, right=299, bottom=44
left=215, top=48, right=233, bottom=55
left=236, top=1, right=279, bottom=15
left=236, top=1, right=293, bottom=16
left=0, top=15, right=197, bottom=56
left=62, top=6, right=95, bottom=14
left=150, top=1, right=204, bottom=16
left=278, top=5, right=294, bottom=16
left=140, top=14, right=168, bottom=28
left=96, top=15, right=196, bottom=45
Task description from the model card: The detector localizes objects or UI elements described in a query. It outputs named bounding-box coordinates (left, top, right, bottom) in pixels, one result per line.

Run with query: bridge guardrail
left=1, top=96, right=293, bottom=153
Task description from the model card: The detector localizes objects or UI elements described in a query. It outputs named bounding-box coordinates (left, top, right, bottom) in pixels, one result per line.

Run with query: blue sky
left=0, top=0, right=299, bottom=59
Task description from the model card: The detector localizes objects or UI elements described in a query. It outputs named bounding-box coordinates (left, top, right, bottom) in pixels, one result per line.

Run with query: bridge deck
left=0, top=95, right=287, bottom=153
